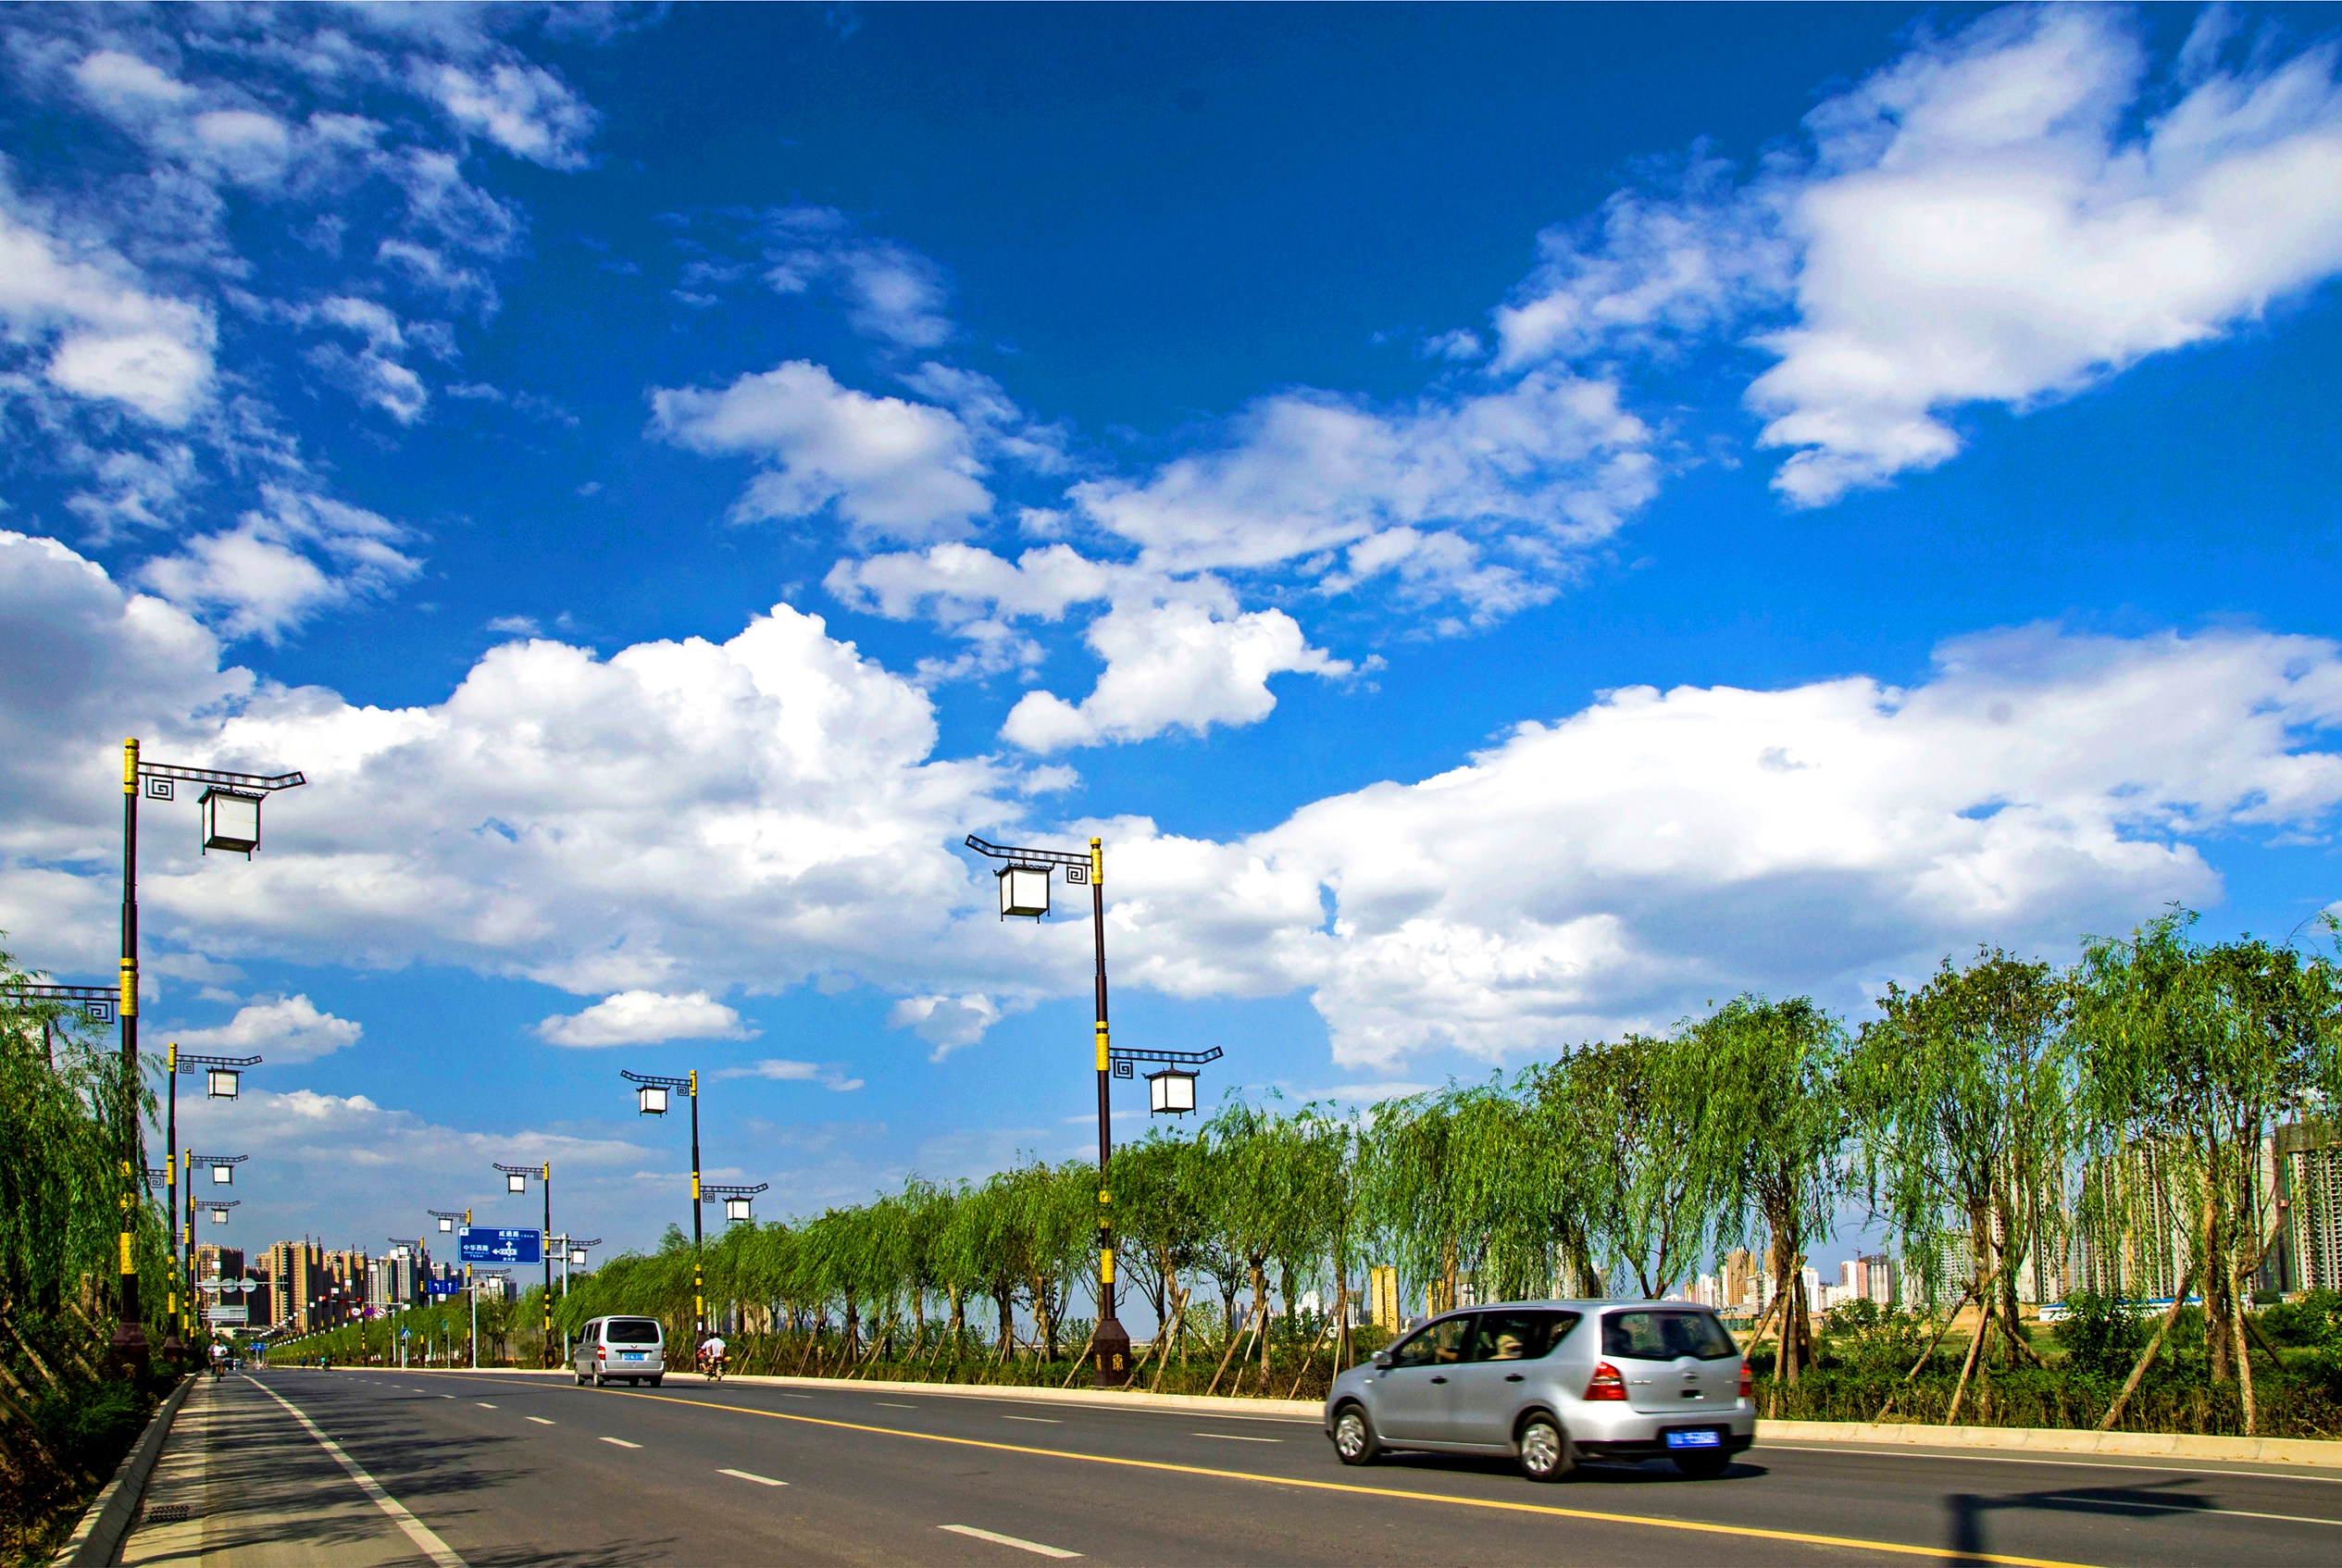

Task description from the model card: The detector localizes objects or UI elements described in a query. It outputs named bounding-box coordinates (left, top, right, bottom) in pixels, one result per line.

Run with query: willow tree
left=1, top=951, right=169, bottom=1365
left=1851, top=948, right=2069, bottom=1415
left=1114, top=1131, right=1210, bottom=1337
left=1004, top=1161, right=1090, bottom=1361
left=2070, top=912, right=2342, bottom=1433
left=1698, top=995, right=1847, bottom=1387
left=1567, top=1035, right=1722, bottom=1300
left=1358, top=1088, right=1466, bottom=1314
left=1204, top=1101, right=1290, bottom=1345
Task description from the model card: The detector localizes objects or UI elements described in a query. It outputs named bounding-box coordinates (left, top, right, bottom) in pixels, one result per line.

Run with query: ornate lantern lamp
left=1147, top=1067, right=1198, bottom=1115
left=997, top=864, right=1052, bottom=920
left=198, top=788, right=265, bottom=856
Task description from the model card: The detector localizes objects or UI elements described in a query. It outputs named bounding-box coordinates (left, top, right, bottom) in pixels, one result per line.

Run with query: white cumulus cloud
left=168, top=994, right=363, bottom=1064
left=535, top=989, right=754, bottom=1048
left=651, top=360, right=993, bottom=542
left=1001, top=596, right=1351, bottom=752
left=1494, top=6, right=2342, bottom=506
left=713, top=1058, right=865, bottom=1091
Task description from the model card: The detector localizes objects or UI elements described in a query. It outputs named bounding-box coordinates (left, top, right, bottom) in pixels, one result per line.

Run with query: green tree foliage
left=2, top=947, right=173, bottom=1556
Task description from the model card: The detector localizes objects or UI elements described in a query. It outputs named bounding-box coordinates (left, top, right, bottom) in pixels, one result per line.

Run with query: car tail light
left=1738, top=1361, right=1752, bottom=1399
left=596, top=1345, right=606, bottom=1361
left=1585, top=1361, right=1627, bottom=1401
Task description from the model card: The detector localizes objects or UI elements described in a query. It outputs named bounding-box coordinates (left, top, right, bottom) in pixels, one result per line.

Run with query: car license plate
left=1664, top=1428, right=1721, bottom=1450
left=621, top=1351, right=645, bottom=1361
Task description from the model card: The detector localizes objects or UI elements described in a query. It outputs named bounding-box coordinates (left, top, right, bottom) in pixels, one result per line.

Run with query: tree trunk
left=1205, top=1301, right=1257, bottom=1398
left=2098, top=1256, right=2199, bottom=1432
left=1149, top=1284, right=1190, bottom=1393
left=2231, top=1264, right=2256, bottom=1437
left=1942, top=1298, right=1993, bottom=1425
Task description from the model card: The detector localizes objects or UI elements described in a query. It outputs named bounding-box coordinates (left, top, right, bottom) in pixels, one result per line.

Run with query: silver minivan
left=1324, top=1300, right=1753, bottom=1481
left=574, top=1316, right=666, bottom=1387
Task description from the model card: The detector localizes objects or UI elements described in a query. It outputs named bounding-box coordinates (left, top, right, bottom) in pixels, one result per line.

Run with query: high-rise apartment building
left=2273, top=1118, right=2342, bottom=1293
left=1722, top=1249, right=1756, bottom=1308
left=192, top=1244, right=244, bottom=1287
left=265, top=1239, right=326, bottom=1333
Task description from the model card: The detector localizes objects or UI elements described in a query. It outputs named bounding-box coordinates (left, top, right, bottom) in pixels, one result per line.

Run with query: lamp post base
left=1091, top=1316, right=1132, bottom=1388
left=109, top=1319, right=150, bottom=1380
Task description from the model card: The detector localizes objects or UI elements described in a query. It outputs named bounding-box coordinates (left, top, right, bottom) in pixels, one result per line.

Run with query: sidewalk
left=116, top=1375, right=438, bottom=1568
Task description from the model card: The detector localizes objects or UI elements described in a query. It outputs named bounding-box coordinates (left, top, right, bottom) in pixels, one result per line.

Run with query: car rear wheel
left=592, top=1371, right=605, bottom=1388
left=1517, top=1414, right=1574, bottom=1482
left=1674, top=1450, right=1730, bottom=1479
left=574, top=1369, right=586, bottom=1386
left=648, top=1375, right=663, bottom=1388
left=1330, top=1403, right=1379, bottom=1465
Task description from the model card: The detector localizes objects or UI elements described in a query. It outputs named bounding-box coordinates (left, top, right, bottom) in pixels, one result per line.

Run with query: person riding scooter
left=697, top=1333, right=728, bottom=1381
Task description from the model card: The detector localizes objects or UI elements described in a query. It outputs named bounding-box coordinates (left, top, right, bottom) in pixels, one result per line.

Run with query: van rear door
left=1601, top=1309, right=1739, bottom=1416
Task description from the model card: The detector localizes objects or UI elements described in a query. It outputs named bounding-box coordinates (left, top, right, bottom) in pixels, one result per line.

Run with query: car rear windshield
left=1467, top=1310, right=1581, bottom=1362
left=605, top=1318, right=661, bottom=1345
left=1601, top=1309, right=1737, bottom=1362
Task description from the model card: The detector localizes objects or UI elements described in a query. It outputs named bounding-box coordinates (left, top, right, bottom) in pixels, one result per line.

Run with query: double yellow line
left=555, top=1379, right=2096, bottom=1567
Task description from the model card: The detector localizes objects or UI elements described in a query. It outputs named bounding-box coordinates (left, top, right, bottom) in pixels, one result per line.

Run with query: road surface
left=123, top=1368, right=2342, bottom=1566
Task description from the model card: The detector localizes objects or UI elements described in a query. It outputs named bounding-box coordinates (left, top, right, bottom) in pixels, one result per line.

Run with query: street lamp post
left=114, top=739, right=305, bottom=1371
left=164, top=1044, right=259, bottom=1356
left=549, top=1235, right=600, bottom=1363
left=430, top=1206, right=473, bottom=1367
left=387, top=1240, right=423, bottom=1367
left=186, top=1153, right=244, bottom=1326
left=493, top=1163, right=554, bottom=1366
left=964, top=834, right=1222, bottom=1388
left=620, top=1068, right=709, bottom=1338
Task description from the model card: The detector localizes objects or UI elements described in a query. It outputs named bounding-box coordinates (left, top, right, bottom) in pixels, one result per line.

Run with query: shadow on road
left=1366, top=1450, right=1771, bottom=1485
left=1945, top=1475, right=2223, bottom=1562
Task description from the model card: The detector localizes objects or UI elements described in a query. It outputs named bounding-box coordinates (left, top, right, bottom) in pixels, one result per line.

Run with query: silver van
left=574, top=1316, right=666, bottom=1387
left=1324, top=1300, right=1753, bottom=1481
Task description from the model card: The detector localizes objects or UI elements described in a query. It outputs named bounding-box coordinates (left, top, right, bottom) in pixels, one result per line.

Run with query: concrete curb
left=1758, top=1418, right=2342, bottom=1468
left=49, top=1375, right=193, bottom=1568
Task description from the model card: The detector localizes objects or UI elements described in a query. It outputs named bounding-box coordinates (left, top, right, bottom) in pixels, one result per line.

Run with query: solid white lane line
left=1001, top=1415, right=1061, bottom=1424
left=599, top=1437, right=642, bottom=1449
left=2039, top=1494, right=2342, bottom=1528
left=717, top=1468, right=786, bottom=1487
left=524, top=1416, right=555, bottom=1425
left=940, top=1524, right=1081, bottom=1559
left=1191, top=1432, right=1281, bottom=1442
left=243, top=1376, right=467, bottom=1568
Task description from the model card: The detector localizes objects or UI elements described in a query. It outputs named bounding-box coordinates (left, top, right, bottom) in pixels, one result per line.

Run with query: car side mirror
left=1372, top=1350, right=1393, bottom=1370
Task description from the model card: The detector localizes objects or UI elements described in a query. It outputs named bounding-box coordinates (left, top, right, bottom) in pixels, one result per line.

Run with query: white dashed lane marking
left=600, top=1437, right=642, bottom=1449
left=718, top=1468, right=786, bottom=1487
left=940, top=1524, right=1081, bottom=1558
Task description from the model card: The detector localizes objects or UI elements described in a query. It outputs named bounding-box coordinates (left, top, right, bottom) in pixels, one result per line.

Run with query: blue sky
left=5, top=3, right=2342, bottom=1274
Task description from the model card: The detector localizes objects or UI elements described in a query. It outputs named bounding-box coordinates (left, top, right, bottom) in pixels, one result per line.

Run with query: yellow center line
left=566, top=1382, right=2096, bottom=1568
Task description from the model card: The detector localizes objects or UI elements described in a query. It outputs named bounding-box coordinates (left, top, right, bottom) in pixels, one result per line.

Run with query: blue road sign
left=457, top=1226, right=542, bottom=1264
left=424, top=1279, right=461, bottom=1297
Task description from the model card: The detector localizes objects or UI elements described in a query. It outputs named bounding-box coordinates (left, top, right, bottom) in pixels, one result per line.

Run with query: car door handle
left=1429, top=1375, right=1448, bottom=1384
left=1504, top=1374, right=1526, bottom=1383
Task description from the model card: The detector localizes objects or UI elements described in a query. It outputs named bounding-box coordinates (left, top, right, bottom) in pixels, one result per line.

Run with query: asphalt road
left=216, top=1368, right=2342, bottom=1566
